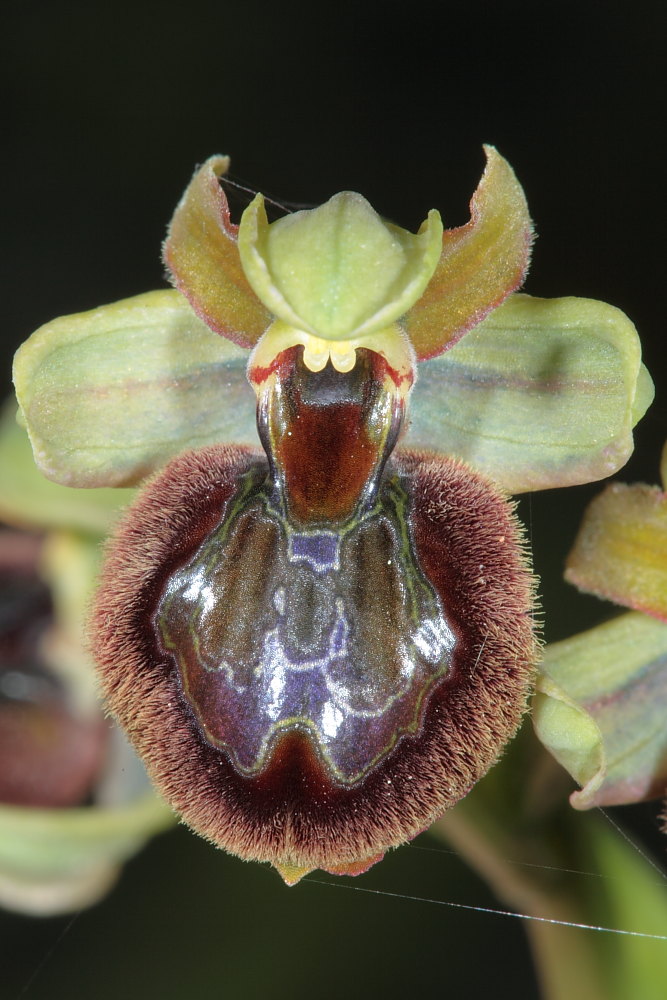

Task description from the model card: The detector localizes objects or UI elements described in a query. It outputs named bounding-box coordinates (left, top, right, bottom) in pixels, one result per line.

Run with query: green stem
left=432, top=809, right=608, bottom=1000
left=429, top=726, right=667, bottom=1000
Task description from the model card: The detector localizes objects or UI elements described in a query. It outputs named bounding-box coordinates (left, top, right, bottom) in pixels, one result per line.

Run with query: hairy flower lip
left=90, top=444, right=537, bottom=873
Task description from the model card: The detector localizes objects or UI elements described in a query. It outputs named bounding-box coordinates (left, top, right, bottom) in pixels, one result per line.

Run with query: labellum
left=91, top=329, right=536, bottom=881
left=14, top=147, right=651, bottom=883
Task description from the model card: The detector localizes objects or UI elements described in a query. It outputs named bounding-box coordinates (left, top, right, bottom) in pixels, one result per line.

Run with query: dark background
left=1, top=2, right=665, bottom=997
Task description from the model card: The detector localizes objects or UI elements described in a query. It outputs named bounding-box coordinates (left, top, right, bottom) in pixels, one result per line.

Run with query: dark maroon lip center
left=257, top=346, right=405, bottom=524
left=154, top=347, right=457, bottom=785
left=155, top=465, right=456, bottom=785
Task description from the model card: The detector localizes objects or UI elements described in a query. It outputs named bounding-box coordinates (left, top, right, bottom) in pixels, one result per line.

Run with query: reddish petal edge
left=405, top=146, right=533, bottom=361
left=163, top=157, right=271, bottom=348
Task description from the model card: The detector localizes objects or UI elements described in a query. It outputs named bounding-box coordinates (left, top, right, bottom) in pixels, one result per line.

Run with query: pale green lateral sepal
left=406, top=293, right=653, bottom=493
left=13, top=290, right=258, bottom=488
left=533, top=612, right=667, bottom=808
left=238, top=191, right=443, bottom=342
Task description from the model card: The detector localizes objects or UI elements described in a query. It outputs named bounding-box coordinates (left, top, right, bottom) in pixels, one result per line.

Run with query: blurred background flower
left=534, top=443, right=667, bottom=812
left=0, top=402, right=173, bottom=916
left=1, top=2, right=665, bottom=997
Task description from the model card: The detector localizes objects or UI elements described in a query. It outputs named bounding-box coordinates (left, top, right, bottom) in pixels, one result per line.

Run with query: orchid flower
left=12, top=147, right=652, bottom=884
left=534, top=440, right=667, bottom=815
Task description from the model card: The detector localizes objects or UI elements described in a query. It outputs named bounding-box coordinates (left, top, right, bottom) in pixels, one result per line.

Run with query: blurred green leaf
left=585, top=819, right=667, bottom=1000
left=0, top=790, right=174, bottom=916
left=432, top=726, right=667, bottom=1000
left=0, top=398, right=134, bottom=531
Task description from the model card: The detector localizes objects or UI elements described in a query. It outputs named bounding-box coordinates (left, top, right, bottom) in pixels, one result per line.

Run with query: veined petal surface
left=405, top=294, right=653, bottom=492
left=13, top=290, right=257, bottom=488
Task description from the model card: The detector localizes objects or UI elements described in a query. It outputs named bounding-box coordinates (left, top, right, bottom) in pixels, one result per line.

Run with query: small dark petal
left=91, top=445, right=537, bottom=872
left=0, top=531, right=108, bottom=808
left=0, top=530, right=51, bottom=646
left=0, top=693, right=107, bottom=808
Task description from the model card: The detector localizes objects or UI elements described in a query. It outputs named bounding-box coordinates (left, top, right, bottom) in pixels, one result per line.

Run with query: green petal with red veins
left=533, top=611, right=667, bottom=808
left=403, top=145, right=533, bottom=360
left=163, top=156, right=271, bottom=348
left=13, top=290, right=257, bottom=488
left=405, top=293, right=653, bottom=493
left=0, top=399, right=133, bottom=532
left=237, top=190, right=443, bottom=341
left=565, top=480, right=667, bottom=621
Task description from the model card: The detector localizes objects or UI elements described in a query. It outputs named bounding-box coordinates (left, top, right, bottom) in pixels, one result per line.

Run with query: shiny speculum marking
left=156, top=468, right=455, bottom=784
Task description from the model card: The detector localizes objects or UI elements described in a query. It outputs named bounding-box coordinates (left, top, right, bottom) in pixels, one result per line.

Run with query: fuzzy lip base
left=90, top=444, right=537, bottom=872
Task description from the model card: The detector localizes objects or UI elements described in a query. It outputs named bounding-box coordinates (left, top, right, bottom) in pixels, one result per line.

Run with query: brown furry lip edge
left=89, top=444, right=538, bottom=871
